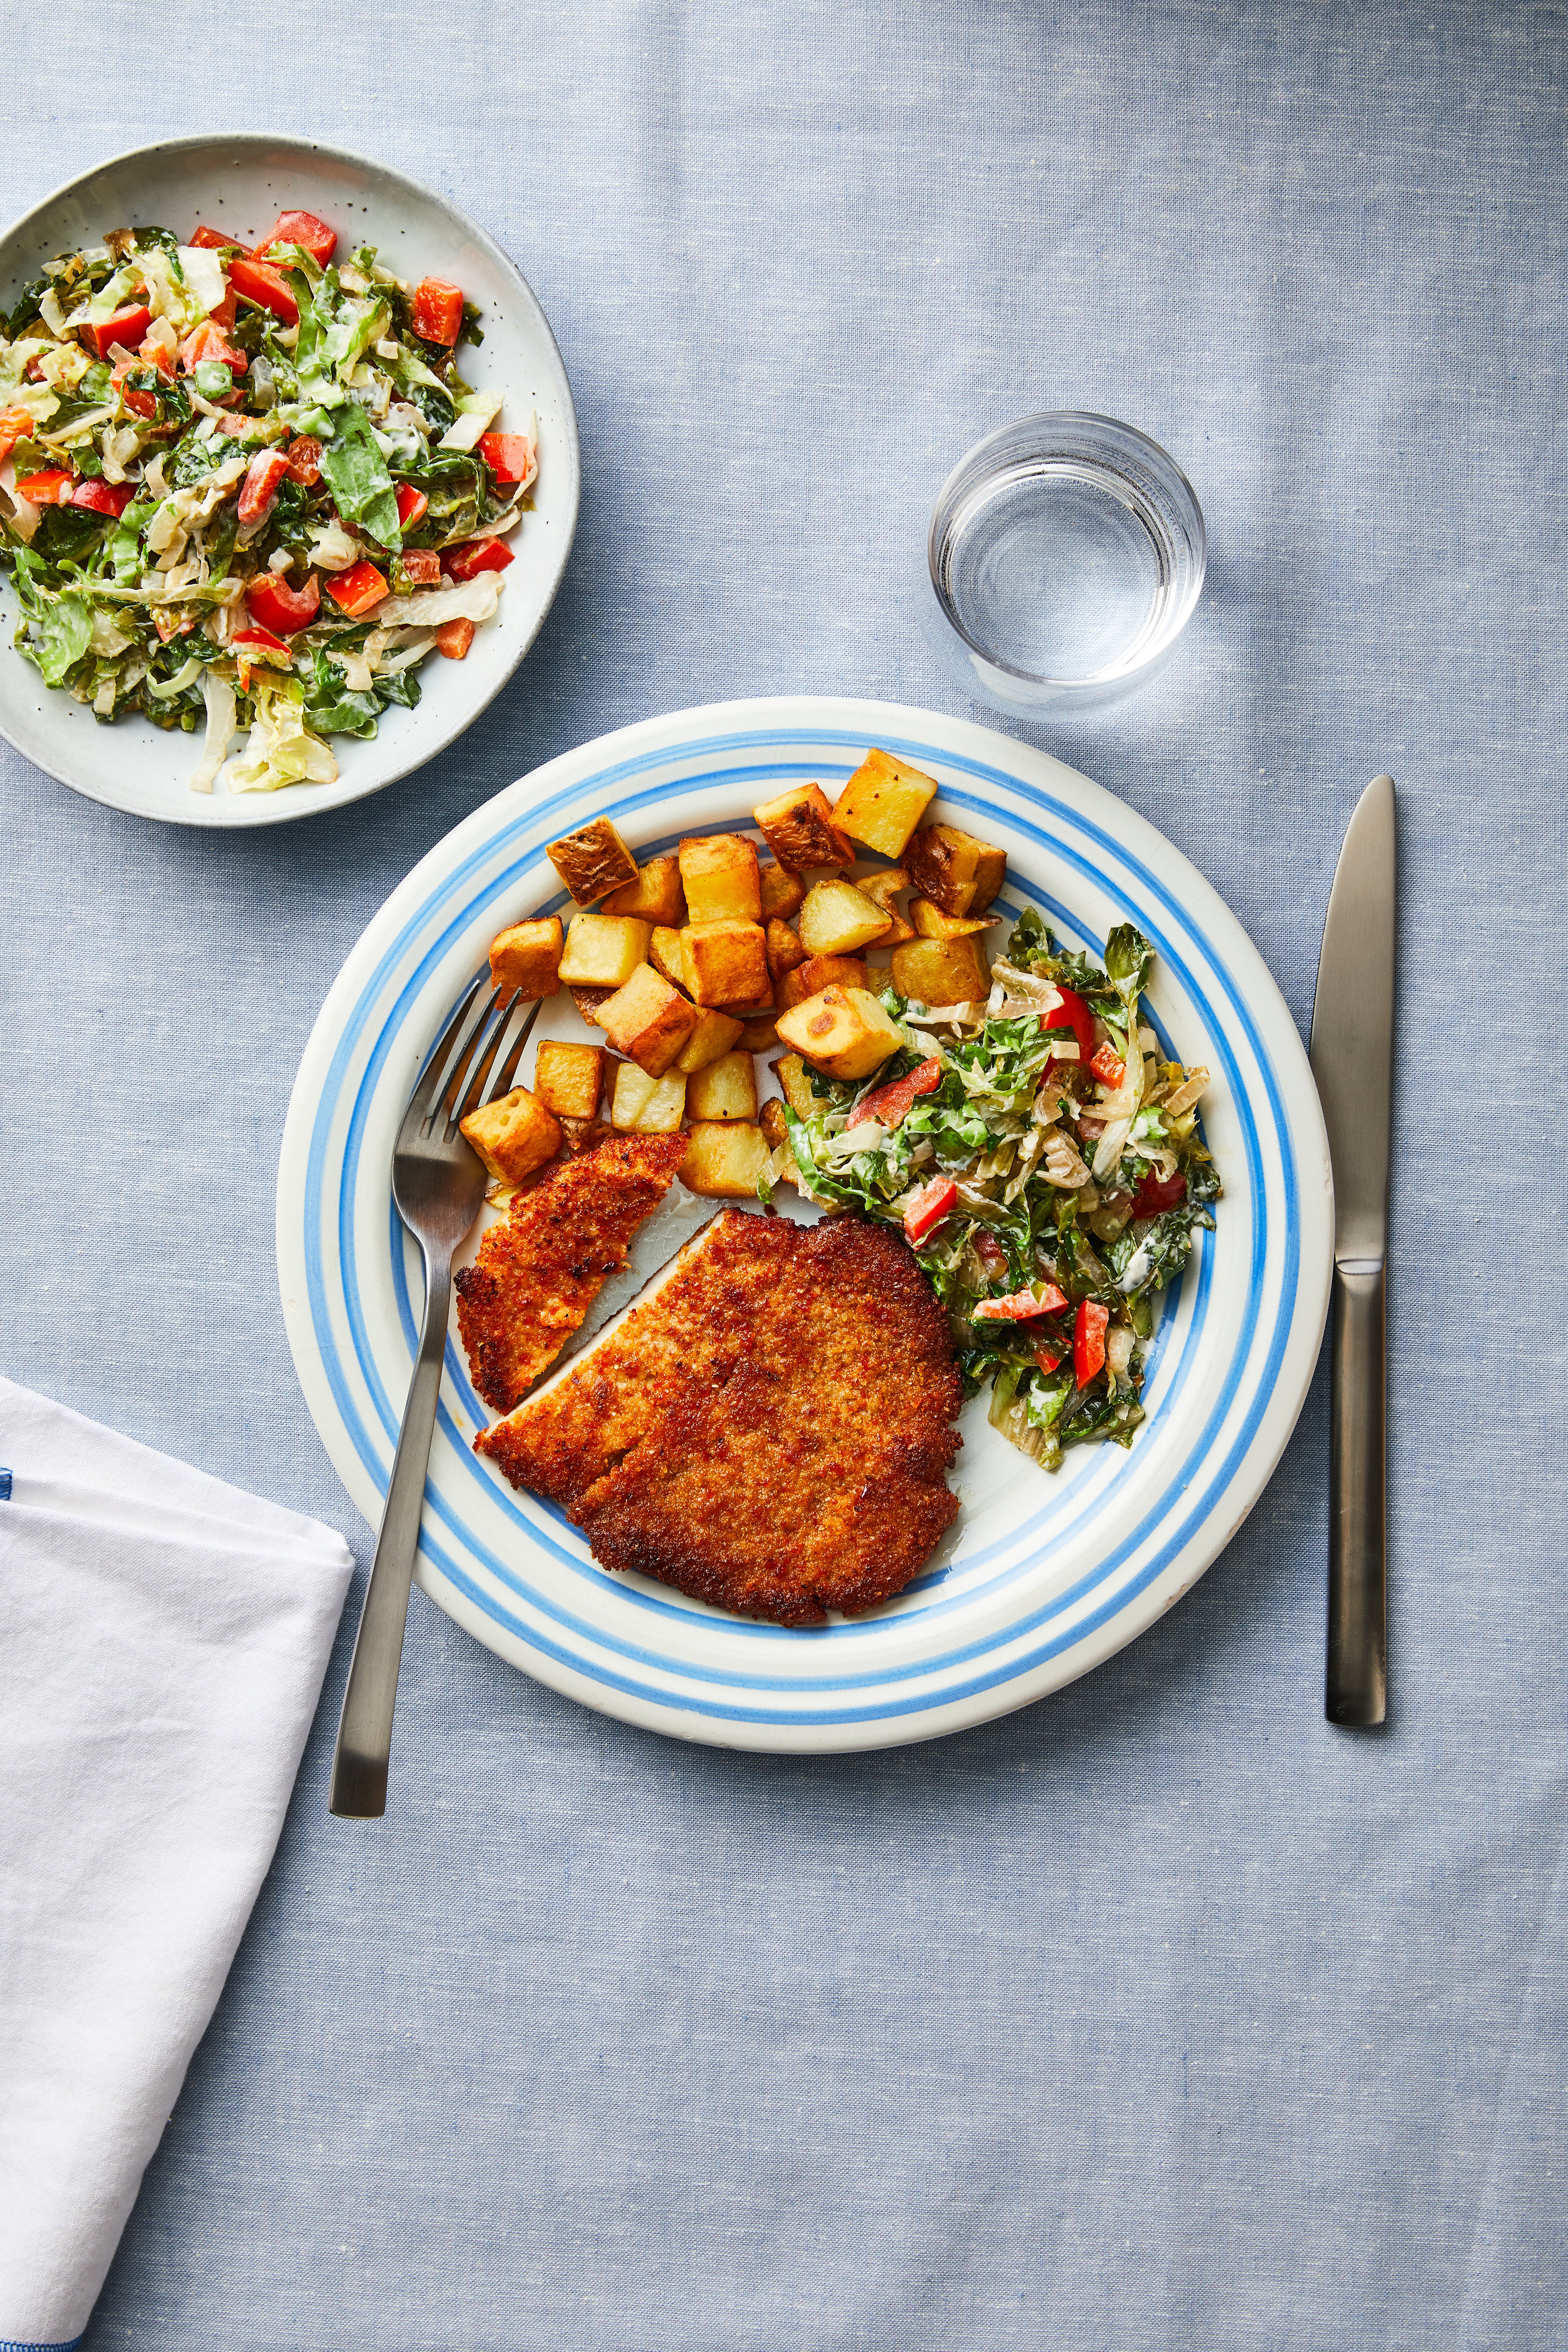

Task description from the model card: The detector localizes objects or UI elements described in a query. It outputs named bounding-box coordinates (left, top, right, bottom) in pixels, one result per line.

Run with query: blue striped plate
left=276, top=697, right=1332, bottom=1752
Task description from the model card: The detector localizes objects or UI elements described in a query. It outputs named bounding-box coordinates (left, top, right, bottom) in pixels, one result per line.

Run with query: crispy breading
left=477, top=1209, right=962, bottom=1625
left=454, top=1132, right=688, bottom=1413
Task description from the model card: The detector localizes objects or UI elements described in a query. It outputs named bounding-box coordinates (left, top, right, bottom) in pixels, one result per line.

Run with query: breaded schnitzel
left=477, top=1209, right=962, bottom=1625
left=454, top=1131, right=688, bottom=1412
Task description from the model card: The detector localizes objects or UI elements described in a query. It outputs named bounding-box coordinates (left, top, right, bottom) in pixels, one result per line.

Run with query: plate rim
left=276, top=692, right=1333, bottom=1751
left=0, top=130, right=581, bottom=828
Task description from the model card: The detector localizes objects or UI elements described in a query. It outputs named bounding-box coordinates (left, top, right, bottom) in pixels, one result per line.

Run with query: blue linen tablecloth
left=4, top=7, right=1563, bottom=2346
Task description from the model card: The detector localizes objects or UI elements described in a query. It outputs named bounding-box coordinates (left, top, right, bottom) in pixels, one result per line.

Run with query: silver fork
left=329, top=975, right=544, bottom=1820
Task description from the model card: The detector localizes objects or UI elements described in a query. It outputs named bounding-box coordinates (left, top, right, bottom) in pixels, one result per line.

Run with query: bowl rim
left=0, top=131, right=581, bottom=828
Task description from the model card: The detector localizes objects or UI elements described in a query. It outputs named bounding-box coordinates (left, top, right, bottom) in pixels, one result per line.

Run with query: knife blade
left=1309, top=773, right=1397, bottom=1726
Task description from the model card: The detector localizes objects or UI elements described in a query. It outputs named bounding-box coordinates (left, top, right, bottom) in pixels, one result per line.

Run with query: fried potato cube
left=488, top=915, right=564, bottom=1000
left=597, top=962, right=702, bottom=1075
left=776, top=985, right=906, bottom=1081
left=776, top=953, right=869, bottom=1014
left=910, top=897, right=1000, bottom=940
left=546, top=816, right=640, bottom=906
left=903, top=823, right=1008, bottom=917
left=570, top=985, right=614, bottom=1027
left=797, top=879, right=893, bottom=958
left=857, top=866, right=916, bottom=947
left=682, top=918, right=768, bottom=1008
left=771, top=1051, right=818, bottom=1120
left=718, top=982, right=775, bottom=1016
left=601, top=854, right=687, bottom=926
left=649, top=925, right=693, bottom=994
left=766, top=919, right=806, bottom=982
left=679, top=833, right=762, bottom=923
left=679, top=1120, right=771, bottom=1198
left=734, top=1015, right=779, bottom=1051
left=557, top=912, right=652, bottom=989
left=610, top=1061, right=688, bottom=1133
left=752, top=782, right=854, bottom=872
left=532, top=1040, right=605, bottom=1120
left=832, top=748, right=939, bottom=858
left=686, top=1049, right=759, bottom=1122
left=889, top=934, right=991, bottom=1006
left=758, top=1098, right=790, bottom=1150
left=459, top=1086, right=562, bottom=1184
left=759, top=862, right=807, bottom=921
left=675, top=1007, right=745, bottom=1074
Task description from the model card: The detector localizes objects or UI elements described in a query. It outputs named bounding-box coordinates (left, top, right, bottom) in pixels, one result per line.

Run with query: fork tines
left=416, top=978, right=544, bottom=1140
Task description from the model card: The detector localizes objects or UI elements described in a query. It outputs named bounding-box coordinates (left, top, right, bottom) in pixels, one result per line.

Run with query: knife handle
left=1326, top=1259, right=1387, bottom=1726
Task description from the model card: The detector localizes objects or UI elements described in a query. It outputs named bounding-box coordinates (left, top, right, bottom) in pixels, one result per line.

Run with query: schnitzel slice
left=477, top=1209, right=963, bottom=1626
left=454, top=1131, right=689, bottom=1412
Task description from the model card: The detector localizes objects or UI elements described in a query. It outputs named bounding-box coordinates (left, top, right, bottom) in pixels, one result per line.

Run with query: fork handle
left=329, top=1246, right=453, bottom=1818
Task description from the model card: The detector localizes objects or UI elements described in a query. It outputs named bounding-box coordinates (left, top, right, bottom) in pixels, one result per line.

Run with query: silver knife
left=1309, top=774, right=1397, bottom=1726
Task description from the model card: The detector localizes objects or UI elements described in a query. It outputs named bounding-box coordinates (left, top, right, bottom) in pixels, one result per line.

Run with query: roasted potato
left=771, top=1051, right=818, bottom=1120
left=682, top=918, right=769, bottom=1007
left=570, top=985, right=615, bottom=1027
left=558, top=912, right=653, bottom=989
left=857, top=865, right=916, bottom=947
left=686, top=1049, right=759, bottom=1123
left=489, top=916, right=564, bottom=1000
left=776, top=984, right=906, bottom=1081
left=832, top=748, right=939, bottom=858
left=610, top=1062, right=688, bottom=1134
left=459, top=1087, right=562, bottom=1185
left=910, top=897, right=999, bottom=940
left=675, top=1007, right=746, bottom=1074
left=601, top=854, right=687, bottom=926
left=532, top=1040, right=605, bottom=1121
left=777, top=953, right=868, bottom=1014
left=680, top=1120, right=771, bottom=1198
left=759, top=861, right=807, bottom=921
left=597, top=963, right=702, bottom=1075
left=679, top=833, right=762, bottom=923
left=797, top=878, right=892, bottom=958
left=546, top=816, right=639, bottom=906
left=903, top=823, right=1007, bottom=917
left=752, top=782, right=854, bottom=872
left=758, top=1098, right=791, bottom=1150
left=889, top=933, right=991, bottom=1006
left=733, top=1015, right=780, bottom=1052
left=765, top=918, right=806, bottom=982
left=649, top=925, right=693, bottom=994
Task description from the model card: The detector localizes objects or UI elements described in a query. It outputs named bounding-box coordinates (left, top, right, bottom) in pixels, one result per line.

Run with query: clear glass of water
left=923, top=412, right=1206, bottom=719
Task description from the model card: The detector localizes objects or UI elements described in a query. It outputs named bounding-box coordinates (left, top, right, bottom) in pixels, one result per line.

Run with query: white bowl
left=0, top=134, right=580, bottom=827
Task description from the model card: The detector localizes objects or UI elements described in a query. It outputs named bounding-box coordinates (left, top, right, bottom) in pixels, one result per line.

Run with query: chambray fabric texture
left=3, top=5, right=1564, bottom=2347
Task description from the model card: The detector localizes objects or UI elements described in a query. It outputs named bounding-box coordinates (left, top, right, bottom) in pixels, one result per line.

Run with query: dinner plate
left=277, top=696, right=1333, bottom=1752
left=0, top=134, right=579, bottom=826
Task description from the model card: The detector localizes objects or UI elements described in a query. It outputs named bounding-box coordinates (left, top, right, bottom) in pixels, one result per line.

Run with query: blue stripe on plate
left=297, top=723, right=1301, bottom=1727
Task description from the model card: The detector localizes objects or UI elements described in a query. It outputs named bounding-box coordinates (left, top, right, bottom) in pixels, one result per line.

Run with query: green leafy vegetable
left=317, top=402, right=401, bottom=551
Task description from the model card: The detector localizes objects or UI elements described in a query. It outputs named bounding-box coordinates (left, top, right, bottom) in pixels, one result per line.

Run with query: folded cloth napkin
left=0, top=1377, right=353, bottom=2351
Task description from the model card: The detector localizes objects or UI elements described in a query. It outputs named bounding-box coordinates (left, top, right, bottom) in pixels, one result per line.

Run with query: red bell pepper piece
left=1073, top=1299, right=1109, bottom=1387
left=477, top=431, right=534, bottom=483
left=327, top=560, right=389, bottom=618
left=283, top=435, right=323, bottom=487
left=180, top=320, right=249, bottom=377
left=443, top=535, right=513, bottom=583
left=68, top=477, right=135, bottom=517
left=153, top=609, right=194, bottom=645
left=401, top=549, right=443, bottom=585
left=228, top=255, right=299, bottom=325
left=1032, top=1342, right=1063, bottom=1375
left=1132, top=1167, right=1188, bottom=1217
left=237, top=449, right=290, bottom=526
left=1089, top=1042, right=1126, bottom=1087
left=14, top=469, right=74, bottom=505
left=245, top=568, right=321, bottom=636
left=1043, top=984, right=1095, bottom=1067
left=971, top=1281, right=1070, bottom=1323
left=973, top=1229, right=1009, bottom=1280
left=855, top=1058, right=943, bottom=1131
left=903, top=1176, right=957, bottom=1246
left=232, top=626, right=293, bottom=690
left=395, top=482, right=428, bottom=531
left=435, top=616, right=476, bottom=660
left=80, top=306, right=151, bottom=362
left=231, top=625, right=290, bottom=657
left=410, top=277, right=464, bottom=346
left=257, top=210, right=337, bottom=266
left=0, top=405, right=35, bottom=469
left=189, top=224, right=240, bottom=250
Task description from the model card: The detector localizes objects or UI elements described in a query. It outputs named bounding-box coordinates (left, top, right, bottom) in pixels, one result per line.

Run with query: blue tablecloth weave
left=4, top=8, right=1563, bottom=2346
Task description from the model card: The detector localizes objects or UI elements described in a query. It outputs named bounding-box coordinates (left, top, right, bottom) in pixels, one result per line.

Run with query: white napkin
left=0, top=1377, right=353, bottom=2350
